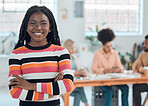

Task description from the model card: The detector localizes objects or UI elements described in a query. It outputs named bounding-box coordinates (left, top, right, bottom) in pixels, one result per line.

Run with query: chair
left=92, top=86, right=118, bottom=106
left=142, top=93, right=148, bottom=106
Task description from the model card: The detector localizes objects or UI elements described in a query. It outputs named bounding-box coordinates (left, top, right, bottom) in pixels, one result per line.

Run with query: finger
left=9, top=81, right=19, bottom=86
left=54, top=77, right=59, bottom=82
left=9, top=78, right=19, bottom=82
left=12, top=75, right=22, bottom=79
left=12, top=85, right=20, bottom=88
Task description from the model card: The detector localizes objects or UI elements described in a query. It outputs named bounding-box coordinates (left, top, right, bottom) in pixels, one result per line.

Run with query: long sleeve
left=36, top=49, right=74, bottom=95
left=132, top=52, right=143, bottom=72
left=92, top=51, right=104, bottom=74
left=114, top=51, right=123, bottom=72
left=9, top=53, right=51, bottom=101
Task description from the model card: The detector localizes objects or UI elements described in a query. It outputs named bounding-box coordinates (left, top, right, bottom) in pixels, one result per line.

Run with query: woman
left=92, top=28, right=129, bottom=106
left=63, top=39, right=89, bottom=106
left=8, top=5, right=73, bottom=106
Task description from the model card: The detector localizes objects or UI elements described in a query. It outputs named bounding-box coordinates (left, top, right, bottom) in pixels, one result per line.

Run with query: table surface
left=64, top=75, right=148, bottom=106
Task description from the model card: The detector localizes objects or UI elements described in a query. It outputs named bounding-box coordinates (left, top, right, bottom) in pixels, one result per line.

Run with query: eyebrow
left=29, top=20, right=48, bottom=22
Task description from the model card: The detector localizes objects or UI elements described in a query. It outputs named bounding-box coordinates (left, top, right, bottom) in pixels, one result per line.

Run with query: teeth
left=34, top=33, right=42, bottom=35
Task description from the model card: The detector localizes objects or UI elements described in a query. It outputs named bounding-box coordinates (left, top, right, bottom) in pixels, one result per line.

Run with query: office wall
left=57, top=0, right=148, bottom=55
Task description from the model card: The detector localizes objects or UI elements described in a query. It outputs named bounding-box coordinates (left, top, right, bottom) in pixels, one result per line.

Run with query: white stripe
left=38, top=95, right=60, bottom=101
left=37, top=83, right=41, bottom=92
left=55, top=49, right=69, bottom=57
left=9, top=64, right=20, bottom=67
left=44, top=93, right=49, bottom=100
left=51, top=83, right=53, bottom=95
left=63, top=69, right=74, bottom=76
left=9, top=53, right=20, bottom=59
left=58, top=80, right=67, bottom=94
left=23, top=72, right=58, bottom=79
left=22, top=61, right=57, bottom=65
left=16, top=49, right=67, bottom=59
left=19, top=89, right=28, bottom=100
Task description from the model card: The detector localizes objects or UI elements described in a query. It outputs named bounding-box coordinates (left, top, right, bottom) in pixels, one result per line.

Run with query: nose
left=35, top=24, right=41, bottom=30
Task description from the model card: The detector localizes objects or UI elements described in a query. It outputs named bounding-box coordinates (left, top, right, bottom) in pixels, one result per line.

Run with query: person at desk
left=133, top=35, right=148, bottom=106
left=92, top=28, right=129, bottom=106
left=63, top=39, right=89, bottom=106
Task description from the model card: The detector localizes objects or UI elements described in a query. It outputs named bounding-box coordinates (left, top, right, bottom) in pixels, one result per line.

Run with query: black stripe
left=63, top=74, right=74, bottom=82
left=58, top=54, right=70, bottom=62
left=52, top=82, right=59, bottom=95
left=26, top=78, right=54, bottom=83
left=9, top=59, right=21, bottom=65
left=26, top=90, right=34, bottom=100
left=20, top=99, right=60, bottom=106
left=25, top=43, right=51, bottom=50
left=21, top=56, right=58, bottom=64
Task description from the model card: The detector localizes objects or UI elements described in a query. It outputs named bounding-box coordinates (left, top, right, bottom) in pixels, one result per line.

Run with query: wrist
left=30, top=83, right=36, bottom=90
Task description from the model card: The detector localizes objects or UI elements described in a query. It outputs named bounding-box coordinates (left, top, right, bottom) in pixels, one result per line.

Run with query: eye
left=41, top=23, right=47, bottom=25
left=30, top=22, right=35, bottom=25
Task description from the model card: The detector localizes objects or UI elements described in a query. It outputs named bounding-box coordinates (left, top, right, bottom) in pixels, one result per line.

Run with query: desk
left=64, top=75, right=148, bottom=106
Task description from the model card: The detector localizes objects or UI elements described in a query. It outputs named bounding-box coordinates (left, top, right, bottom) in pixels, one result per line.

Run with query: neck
left=29, top=41, right=48, bottom=47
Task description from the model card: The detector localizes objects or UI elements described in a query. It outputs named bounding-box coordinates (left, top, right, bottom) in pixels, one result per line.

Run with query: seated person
left=63, top=39, right=89, bottom=106
left=132, top=35, right=148, bottom=106
left=92, top=28, right=129, bottom=106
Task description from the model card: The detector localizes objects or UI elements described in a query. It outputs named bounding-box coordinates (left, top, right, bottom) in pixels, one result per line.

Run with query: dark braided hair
left=145, top=35, right=148, bottom=39
left=14, top=5, right=60, bottom=49
left=97, top=28, right=115, bottom=45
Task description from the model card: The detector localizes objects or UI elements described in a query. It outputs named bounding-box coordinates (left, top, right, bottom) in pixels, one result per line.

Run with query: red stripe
left=38, top=92, right=44, bottom=100
left=22, top=67, right=58, bottom=74
left=8, top=70, right=22, bottom=77
left=41, top=83, right=47, bottom=94
left=12, top=88, right=23, bottom=99
left=59, top=64, right=72, bottom=72
left=13, top=46, right=65, bottom=54
left=63, top=80, right=72, bottom=92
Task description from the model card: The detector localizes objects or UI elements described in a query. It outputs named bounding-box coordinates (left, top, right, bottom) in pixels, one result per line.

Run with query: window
left=0, top=0, right=56, bottom=35
left=85, top=0, right=143, bottom=36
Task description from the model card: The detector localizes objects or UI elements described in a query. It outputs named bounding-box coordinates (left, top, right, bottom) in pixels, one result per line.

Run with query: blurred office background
left=0, top=0, right=147, bottom=106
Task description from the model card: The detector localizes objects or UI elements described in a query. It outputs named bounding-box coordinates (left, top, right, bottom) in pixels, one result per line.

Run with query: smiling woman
left=8, top=5, right=73, bottom=106
left=26, top=12, right=51, bottom=47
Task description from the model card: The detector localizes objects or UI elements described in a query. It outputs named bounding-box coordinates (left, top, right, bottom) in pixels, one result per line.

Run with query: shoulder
left=95, top=48, right=102, bottom=54
left=11, top=46, right=26, bottom=54
left=50, top=44, right=66, bottom=51
left=50, top=44, right=69, bottom=56
left=140, top=51, right=148, bottom=57
left=112, top=49, right=118, bottom=54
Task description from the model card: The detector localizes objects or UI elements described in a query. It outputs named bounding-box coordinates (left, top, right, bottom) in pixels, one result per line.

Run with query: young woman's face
left=103, top=41, right=113, bottom=53
left=69, top=44, right=75, bottom=54
left=27, top=12, right=51, bottom=45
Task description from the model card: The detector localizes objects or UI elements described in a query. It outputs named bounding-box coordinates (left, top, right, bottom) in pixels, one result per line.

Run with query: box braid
left=14, top=5, right=60, bottom=49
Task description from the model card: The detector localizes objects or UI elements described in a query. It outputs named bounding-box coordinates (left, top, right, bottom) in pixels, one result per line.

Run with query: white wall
left=57, top=0, right=148, bottom=55
left=57, top=0, right=86, bottom=44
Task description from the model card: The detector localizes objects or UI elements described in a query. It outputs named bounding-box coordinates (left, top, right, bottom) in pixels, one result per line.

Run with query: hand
left=113, top=67, right=121, bottom=73
left=9, top=75, right=36, bottom=90
left=54, top=72, right=64, bottom=82
left=104, top=68, right=113, bottom=73
left=133, top=64, right=141, bottom=72
left=78, top=69, right=87, bottom=77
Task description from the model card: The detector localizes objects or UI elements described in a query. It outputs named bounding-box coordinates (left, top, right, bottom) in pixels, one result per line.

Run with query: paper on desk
left=88, top=72, right=141, bottom=80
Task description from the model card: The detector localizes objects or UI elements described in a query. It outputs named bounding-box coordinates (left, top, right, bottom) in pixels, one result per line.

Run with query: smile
left=33, top=32, right=44, bottom=36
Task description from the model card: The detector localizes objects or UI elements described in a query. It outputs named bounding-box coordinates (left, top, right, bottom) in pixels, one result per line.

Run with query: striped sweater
left=8, top=43, right=73, bottom=104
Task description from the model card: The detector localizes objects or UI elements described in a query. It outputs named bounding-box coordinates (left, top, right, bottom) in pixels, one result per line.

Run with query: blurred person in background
left=92, top=28, right=129, bottom=106
left=63, top=39, right=89, bottom=106
left=132, top=35, right=148, bottom=106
